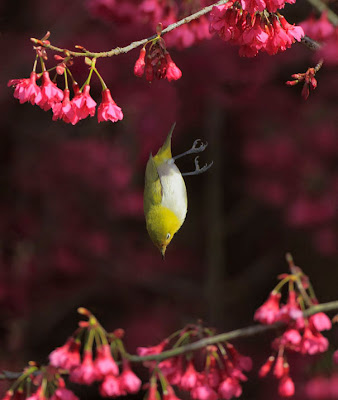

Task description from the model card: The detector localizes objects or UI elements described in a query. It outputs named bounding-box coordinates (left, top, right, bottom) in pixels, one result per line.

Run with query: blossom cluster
left=2, top=308, right=141, bottom=400
left=209, top=3, right=304, bottom=57
left=137, top=325, right=252, bottom=400
left=134, top=34, right=182, bottom=82
left=7, top=42, right=123, bottom=125
left=254, top=255, right=332, bottom=397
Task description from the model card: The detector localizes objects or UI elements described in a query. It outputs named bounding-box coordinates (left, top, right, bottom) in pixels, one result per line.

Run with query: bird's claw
left=182, top=157, right=213, bottom=176
left=192, top=139, right=208, bottom=153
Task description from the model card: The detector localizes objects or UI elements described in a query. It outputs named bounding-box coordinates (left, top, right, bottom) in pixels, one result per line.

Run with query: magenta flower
left=52, top=89, right=79, bottom=125
left=137, top=339, right=168, bottom=356
left=97, top=89, right=123, bottom=123
left=119, top=361, right=142, bottom=394
left=301, top=326, right=329, bottom=355
left=72, top=85, right=97, bottom=120
left=309, top=312, right=332, bottom=331
left=99, top=374, right=123, bottom=397
left=254, top=292, right=281, bottom=324
left=165, top=54, right=182, bottom=82
left=94, top=344, right=119, bottom=377
left=50, top=388, right=79, bottom=400
left=180, top=361, right=199, bottom=390
left=49, top=337, right=81, bottom=370
left=134, top=48, right=146, bottom=77
left=218, top=377, right=242, bottom=399
left=70, top=350, right=99, bottom=385
left=8, top=72, right=41, bottom=105
left=191, top=384, right=218, bottom=400
left=278, top=376, right=295, bottom=397
left=35, top=71, right=64, bottom=111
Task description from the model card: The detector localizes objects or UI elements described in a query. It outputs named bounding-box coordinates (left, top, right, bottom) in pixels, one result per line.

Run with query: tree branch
left=127, top=300, right=338, bottom=362
left=1, top=300, right=337, bottom=380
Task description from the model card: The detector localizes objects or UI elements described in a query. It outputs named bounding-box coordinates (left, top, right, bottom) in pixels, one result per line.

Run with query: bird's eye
left=166, top=233, right=171, bottom=240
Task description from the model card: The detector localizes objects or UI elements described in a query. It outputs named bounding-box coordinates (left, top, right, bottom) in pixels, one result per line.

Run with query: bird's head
left=145, top=205, right=182, bottom=259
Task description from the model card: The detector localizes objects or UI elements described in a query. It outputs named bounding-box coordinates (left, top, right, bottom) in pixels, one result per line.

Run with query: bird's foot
left=181, top=156, right=213, bottom=176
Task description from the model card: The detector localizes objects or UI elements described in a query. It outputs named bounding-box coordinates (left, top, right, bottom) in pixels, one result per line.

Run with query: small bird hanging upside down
left=144, top=123, right=213, bottom=259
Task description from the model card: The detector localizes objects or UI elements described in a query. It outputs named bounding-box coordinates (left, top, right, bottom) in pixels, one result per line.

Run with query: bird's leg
left=171, top=139, right=209, bottom=162
left=181, top=156, right=213, bottom=176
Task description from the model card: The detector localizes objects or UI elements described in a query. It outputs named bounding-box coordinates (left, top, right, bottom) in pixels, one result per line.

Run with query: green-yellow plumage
left=144, top=125, right=187, bottom=258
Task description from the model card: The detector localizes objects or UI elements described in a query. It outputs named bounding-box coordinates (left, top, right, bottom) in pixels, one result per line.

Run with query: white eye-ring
left=166, top=233, right=171, bottom=240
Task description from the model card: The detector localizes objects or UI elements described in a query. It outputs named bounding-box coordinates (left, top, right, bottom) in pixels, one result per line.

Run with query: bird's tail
left=154, top=123, right=176, bottom=163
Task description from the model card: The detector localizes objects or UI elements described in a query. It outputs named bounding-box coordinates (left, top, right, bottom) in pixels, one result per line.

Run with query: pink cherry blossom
left=273, top=355, right=285, bottom=379
left=35, top=71, right=64, bottom=111
left=97, top=89, right=123, bottom=123
left=258, top=356, right=275, bottom=377
left=50, top=388, right=79, bottom=400
left=49, top=337, right=81, bottom=370
left=309, top=312, right=332, bottom=331
left=134, top=48, right=146, bottom=77
left=8, top=72, right=41, bottom=105
left=191, top=384, right=218, bottom=400
left=119, top=361, right=141, bottom=394
left=165, top=54, right=182, bottom=82
left=301, top=326, right=329, bottom=355
left=94, top=344, right=119, bottom=377
left=70, top=350, right=99, bottom=385
left=99, top=374, right=123, bottom=397
left=180, top=360, right=199, bottom=390
left=52, top=89, right=79, bottom=125
left=282, top=329, right=302, bottom=348
left=72, top=85, right=97, bottom=120
left=278, top=376, right=295, bottom=397
left=254, top=291, right=281, bottom=324
left=218, top=377, right=242, bottom=399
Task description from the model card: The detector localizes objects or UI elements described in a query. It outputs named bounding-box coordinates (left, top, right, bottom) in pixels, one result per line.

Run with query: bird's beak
left=161, top=246, right=166, bottom=260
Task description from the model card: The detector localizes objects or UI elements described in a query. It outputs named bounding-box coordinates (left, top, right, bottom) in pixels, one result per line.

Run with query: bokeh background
left=0, top=0, right=337, bottom=398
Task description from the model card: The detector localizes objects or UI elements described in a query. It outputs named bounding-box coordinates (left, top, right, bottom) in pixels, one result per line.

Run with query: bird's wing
left=144, top=154, right=163, bottom=214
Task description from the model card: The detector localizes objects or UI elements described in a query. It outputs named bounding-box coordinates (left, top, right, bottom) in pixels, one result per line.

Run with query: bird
left=144, top=123, right=213, bottom=258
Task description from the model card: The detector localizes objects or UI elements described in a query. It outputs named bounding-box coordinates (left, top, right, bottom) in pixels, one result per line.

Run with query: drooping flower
left=254, top=291, right=281, bottom=324
left=218, top=377, right=242, bottom=399
left=134, top=48, right=146, bottom=77
left=259, top=356, right=275, bottom=377
left=94, top=344, right=119, bottom=377
left=52, top=89, right=79, bottom=125
left=301, top=326, right=329, bottom=355
left=97, top=89, right=123, bottom=123
left=70, top=350, right=99, bottom=385
left=309, top=312, right=332, bottom=331
left=119, top=361, right=142, bottom=394
left=278, top=375, right=295, bottom=397
left=278, top=290, right=304, bottom=323
left=50, top=388, right=79, bottom=400
left=35, top=71, right=64, bottom=111
left=191, top=384, right=218, bottom=400
left=165, top=54, right=182, bottom=82
left=99, top=374, right=123, bottom=397
left=7, top=72, right=41, bottom=105
left=72, top=85, right=97, bottom=120
left=180, top=360, right=199, bottom=390
left=49, top=337, right=81, bottom=370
